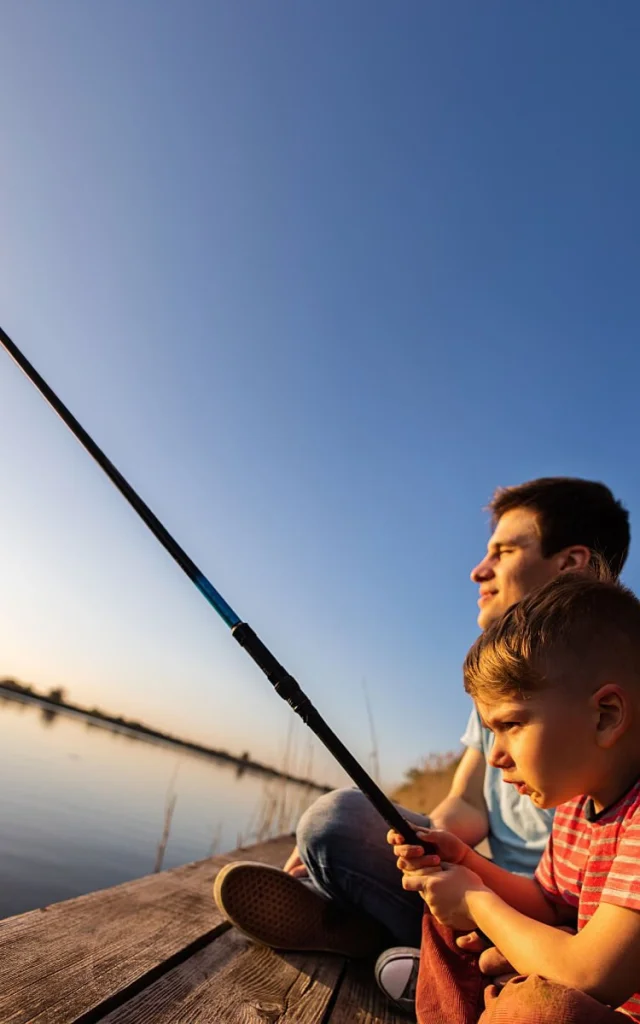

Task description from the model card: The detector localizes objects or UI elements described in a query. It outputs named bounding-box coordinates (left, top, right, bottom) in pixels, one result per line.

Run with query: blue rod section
left=194, top=574, right=240, bottom=628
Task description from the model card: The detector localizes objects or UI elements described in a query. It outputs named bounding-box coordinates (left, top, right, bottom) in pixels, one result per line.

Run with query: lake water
left=0, top=694, right=323, bottom=920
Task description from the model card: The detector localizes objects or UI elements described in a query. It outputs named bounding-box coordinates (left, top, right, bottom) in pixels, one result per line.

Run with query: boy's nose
left=488, top=741, right=512, bottom=770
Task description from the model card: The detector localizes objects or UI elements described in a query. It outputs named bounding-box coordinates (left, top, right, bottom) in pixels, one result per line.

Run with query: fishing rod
left=0, top=325, right=431, bottom=852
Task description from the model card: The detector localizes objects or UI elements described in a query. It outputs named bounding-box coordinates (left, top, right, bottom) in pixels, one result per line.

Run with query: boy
left=390, top=570, right=640, bottom=1023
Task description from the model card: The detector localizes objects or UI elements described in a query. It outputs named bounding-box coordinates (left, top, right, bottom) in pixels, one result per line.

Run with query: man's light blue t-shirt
left=461, top=707, right=554, bottom=877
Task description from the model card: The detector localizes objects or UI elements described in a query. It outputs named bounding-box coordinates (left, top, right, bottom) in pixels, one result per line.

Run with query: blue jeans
left=296, top=787, right=431, bottom=947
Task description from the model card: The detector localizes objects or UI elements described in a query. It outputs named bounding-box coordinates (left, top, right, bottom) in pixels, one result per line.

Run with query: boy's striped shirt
left=535, top=775, right=640, bottom=1020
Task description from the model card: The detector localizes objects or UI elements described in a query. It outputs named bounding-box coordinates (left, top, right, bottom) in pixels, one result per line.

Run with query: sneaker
left=374, top=946, right=420, bottom=1018
left=213, top=861, right=384, bottom=958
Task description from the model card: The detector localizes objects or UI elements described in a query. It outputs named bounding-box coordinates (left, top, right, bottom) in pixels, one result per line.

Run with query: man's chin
left=477, top=605, right=502, bottom=630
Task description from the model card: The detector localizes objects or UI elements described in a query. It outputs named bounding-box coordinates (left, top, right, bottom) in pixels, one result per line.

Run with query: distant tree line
left=0, top=679, right=66, bottom=704
left=0, top=677, right=330, bottom=791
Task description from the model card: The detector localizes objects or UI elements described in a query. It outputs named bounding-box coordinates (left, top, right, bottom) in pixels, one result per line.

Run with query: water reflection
left=0, top=698, right=322, bottom=920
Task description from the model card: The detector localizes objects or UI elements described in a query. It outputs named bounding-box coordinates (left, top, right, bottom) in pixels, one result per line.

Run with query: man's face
left=477, top=692, right=596, bottom=810
left=471, top=507, right=560, bottom=629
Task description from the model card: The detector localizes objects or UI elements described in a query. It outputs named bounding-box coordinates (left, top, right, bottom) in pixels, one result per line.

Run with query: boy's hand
left=386, top=828, right=482, bottom=928
left=457, top=931, right=517, bottom=981
left=387, top=827, right=471, bottom=872
left=457, top=923, right=577, bottom=986
left=404, top=862, right=489, bottom=931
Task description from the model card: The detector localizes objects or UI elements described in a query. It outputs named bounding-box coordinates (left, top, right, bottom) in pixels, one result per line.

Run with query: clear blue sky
left=0, top=2, right=639, bottom=787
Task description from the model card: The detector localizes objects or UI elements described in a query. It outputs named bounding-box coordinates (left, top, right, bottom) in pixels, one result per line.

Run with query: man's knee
left=297, top=787, right=371, bottom=863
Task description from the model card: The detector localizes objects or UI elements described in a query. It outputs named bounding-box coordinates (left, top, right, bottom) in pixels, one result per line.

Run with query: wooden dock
left=0, top=835, right=407, bottom=1023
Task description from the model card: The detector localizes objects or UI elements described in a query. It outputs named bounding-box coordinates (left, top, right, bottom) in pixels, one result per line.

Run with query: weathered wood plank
left=328, top=960, right=409, bottom=1023
left=101, top=929, right=344, bottom=1024
left=0, top=835, right=293, bottom=1024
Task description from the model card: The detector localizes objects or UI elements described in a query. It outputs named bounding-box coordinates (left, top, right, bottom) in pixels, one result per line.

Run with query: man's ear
left=556, top=545, right=591, bottom=573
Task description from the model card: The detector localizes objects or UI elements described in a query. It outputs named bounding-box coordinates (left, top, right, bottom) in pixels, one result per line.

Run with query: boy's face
left=470, top=508, right=560, bottom=630
left=478, top=690, right=596, bottom=809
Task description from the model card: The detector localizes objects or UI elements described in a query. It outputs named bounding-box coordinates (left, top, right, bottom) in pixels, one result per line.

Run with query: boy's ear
left=591, top=683, right=629, bottom=748
left=556, top=545, right=591, bottom=574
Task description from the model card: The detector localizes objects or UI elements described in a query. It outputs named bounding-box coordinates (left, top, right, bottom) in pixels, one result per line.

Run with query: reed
left=361, top=678, right=381, bottom=783
left=153, top=765, right=180, bottom=872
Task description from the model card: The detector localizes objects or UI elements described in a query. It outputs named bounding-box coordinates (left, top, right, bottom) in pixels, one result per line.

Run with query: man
left=213, top=478, right=630, bottom=1008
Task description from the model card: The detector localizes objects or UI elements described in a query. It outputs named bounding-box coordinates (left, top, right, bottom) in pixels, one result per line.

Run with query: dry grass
left=390, top=751, right=462, bottom=814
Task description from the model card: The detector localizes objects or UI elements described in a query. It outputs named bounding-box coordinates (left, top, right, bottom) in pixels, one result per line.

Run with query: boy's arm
left=467, top=889, right=640, bottom=1007
left=394, top=826, right=562, bottom=925
left=460, top=847, right=562, bottom=925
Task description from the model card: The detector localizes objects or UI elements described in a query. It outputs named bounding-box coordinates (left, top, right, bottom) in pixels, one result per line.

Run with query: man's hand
left=283, top=845, right=309, bottom=878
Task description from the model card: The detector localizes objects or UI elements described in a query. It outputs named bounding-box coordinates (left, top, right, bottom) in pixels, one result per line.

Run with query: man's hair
left=464, top=568, right=640, bottom=703
left=489, top=477, right=630, bottom=576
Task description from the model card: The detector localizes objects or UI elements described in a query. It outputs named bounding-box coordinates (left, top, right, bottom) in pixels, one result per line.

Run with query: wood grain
left=101, top=929, right=344, bottom=1023
left=327, top=960, right=409, bottom=1024
left=0, top=835, right=293, bottom=1024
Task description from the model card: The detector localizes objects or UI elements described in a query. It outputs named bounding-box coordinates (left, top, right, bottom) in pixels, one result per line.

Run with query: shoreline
left=0, top=682, right=331, bottom=792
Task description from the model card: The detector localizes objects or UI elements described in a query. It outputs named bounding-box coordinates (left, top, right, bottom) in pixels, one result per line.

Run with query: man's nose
left=470, top=557, right=494, bottom=583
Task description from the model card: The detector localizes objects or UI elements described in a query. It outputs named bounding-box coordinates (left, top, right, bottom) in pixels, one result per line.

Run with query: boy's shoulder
left=538, top=774, right=640, bottom=933
left=554, top=775, right=640, bottom=837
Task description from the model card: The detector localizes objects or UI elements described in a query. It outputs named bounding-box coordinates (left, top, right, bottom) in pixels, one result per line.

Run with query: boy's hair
left=464, top=569, right=640, bottom=703
left=489, top=477, right=630, bottom=577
